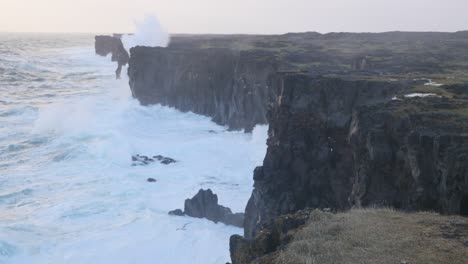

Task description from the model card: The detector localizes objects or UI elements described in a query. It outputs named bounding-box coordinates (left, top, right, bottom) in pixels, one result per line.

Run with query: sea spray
left=122, top=15, right=170, bottom=50
left=0, top=34, right=268, bottom=264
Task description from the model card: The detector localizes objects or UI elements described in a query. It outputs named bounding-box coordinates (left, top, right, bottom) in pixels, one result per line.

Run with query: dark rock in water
left=147, top=178, right=157, bottom=183
left=160, top=157, right=176, bottom=165
left=132, top=154, right=177, bottom=166
left=94, top=35, right=129, bottom=79
left=169, top=189, right=244, bottom=227
left=169, top=209, right=184, bottom=216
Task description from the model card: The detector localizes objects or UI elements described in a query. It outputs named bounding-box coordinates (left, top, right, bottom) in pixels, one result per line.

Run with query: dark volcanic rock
left=170, top=189, right=244, bottom=227
left=243, top=74, right=468, bottom=239
left=128, top=47, right=279, bottom=132
left=243, top=75, right=408, bottom=238
left=95, top=35, right=129, bottom=79
left=168, top=209, right=184, bottom=216
left=127, top=32, right=468, bottom=132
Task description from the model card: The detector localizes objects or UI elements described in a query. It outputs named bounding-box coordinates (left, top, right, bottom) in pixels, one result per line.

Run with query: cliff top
left=275, top=208, right=468, bottom=264
left=164, top=31, right=468, bottom=76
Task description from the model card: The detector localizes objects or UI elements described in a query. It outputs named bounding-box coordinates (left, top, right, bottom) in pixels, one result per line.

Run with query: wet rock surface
left=131, top=154, right=177, bottom=166
left=169, top=189, right=244, bottom=227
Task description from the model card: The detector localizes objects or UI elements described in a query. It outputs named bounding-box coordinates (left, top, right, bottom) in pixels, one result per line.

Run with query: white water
left=0, top=33, right=267, bottom=263
left=122, top=15, right=170, bottom=50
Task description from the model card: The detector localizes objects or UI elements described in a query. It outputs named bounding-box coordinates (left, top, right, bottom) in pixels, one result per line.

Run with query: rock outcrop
left=243, top=74, right=468, bottom=239
left=169, top=189, right=244, bottom=227
left=128, top=47, right=279, bottom=132
left=94, top=35, right=129, bottom=78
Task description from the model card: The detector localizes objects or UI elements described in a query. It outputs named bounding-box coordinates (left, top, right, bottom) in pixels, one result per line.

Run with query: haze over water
left=0, top=33, right=267, bottom=264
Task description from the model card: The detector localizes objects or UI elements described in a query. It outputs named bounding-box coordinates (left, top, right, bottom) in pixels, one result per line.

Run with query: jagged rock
left=169, top=189, right=244, bottom=227
left=131, top=154, right=177, bottom=166
left=94, top=35, right=129, bottom=79
left=168, top=209, right=184, bottom=216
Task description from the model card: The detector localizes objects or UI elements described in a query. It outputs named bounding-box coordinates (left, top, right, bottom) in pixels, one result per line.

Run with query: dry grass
left=275, top=209, right=468, bottom=264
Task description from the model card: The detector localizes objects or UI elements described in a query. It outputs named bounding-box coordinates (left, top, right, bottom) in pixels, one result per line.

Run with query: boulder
left=169, top=189, right=244, bottom=228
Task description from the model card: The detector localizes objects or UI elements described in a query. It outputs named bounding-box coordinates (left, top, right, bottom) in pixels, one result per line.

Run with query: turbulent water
left=0, top=33, right=267, bottom=264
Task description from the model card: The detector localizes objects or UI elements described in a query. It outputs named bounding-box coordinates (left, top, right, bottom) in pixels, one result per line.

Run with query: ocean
left=0, top=33, right=267, bottom=264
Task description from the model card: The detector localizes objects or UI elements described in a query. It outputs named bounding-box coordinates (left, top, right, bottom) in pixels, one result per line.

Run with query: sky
left=1, top=0, right=468, bottom=34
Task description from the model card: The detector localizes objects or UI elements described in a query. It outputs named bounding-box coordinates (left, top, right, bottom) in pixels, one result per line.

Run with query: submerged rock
left=169, top=189, right=244, bottom=228
left=131, top=154, right=177, bottom=166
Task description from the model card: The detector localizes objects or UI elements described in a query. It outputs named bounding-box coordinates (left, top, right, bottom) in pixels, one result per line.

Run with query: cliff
left=123, top=32, right=468, bottom=263
left=127, top=31, right=468, bottom=131
left=128, top=47, right=279, bottom=131
left=242, top=74, right=468, bottom=239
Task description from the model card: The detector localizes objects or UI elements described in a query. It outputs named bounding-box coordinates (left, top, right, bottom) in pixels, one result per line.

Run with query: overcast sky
left=1, top=0, right=467, bottom=34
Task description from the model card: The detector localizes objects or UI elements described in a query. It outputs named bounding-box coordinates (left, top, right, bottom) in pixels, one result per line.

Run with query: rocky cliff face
left=349, top=94, right=468, bottom=214
left=128, top=47, right=279, bottom=131
left=95, top=35, right=129, bottom=78
left=126, top=32, right=468, bottom=131
left=243, top=74, right=468, bottom=240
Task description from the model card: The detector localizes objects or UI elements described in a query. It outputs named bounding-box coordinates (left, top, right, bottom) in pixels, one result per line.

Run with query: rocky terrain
left=124, top=31, right=468, bottom=263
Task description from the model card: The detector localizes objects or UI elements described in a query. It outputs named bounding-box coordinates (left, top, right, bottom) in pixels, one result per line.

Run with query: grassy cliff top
left=275, top=209, right=468, bottom=264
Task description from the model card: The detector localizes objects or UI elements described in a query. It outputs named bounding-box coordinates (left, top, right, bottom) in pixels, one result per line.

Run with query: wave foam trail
left=0, top=35, right=267, bottom=264
left=122, top=15, right=170, bottom=50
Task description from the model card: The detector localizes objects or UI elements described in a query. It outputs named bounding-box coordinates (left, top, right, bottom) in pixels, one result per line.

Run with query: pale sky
left=1, top=0, right=467, bottom=34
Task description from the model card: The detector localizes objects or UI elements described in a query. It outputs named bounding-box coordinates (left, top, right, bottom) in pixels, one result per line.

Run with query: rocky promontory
left=95, top=35, right=129, bottom=78
left=123, top=31, right=468, bottom=263
left=127, top=31, right=468, bottom=131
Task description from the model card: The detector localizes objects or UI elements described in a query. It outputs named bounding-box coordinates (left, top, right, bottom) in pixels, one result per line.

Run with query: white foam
left=404, top=93, right=440, bottom=98
left=122, top=15, right=170, bottom=50
left=1, top=38, right=267, bottom=264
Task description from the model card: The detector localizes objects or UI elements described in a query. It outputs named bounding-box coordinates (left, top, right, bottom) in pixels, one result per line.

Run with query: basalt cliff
left=124, top=32, right=468, bottom=263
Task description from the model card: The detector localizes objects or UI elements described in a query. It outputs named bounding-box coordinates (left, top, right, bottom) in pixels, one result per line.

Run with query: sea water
left=0, top=33, right=267, bottom=264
